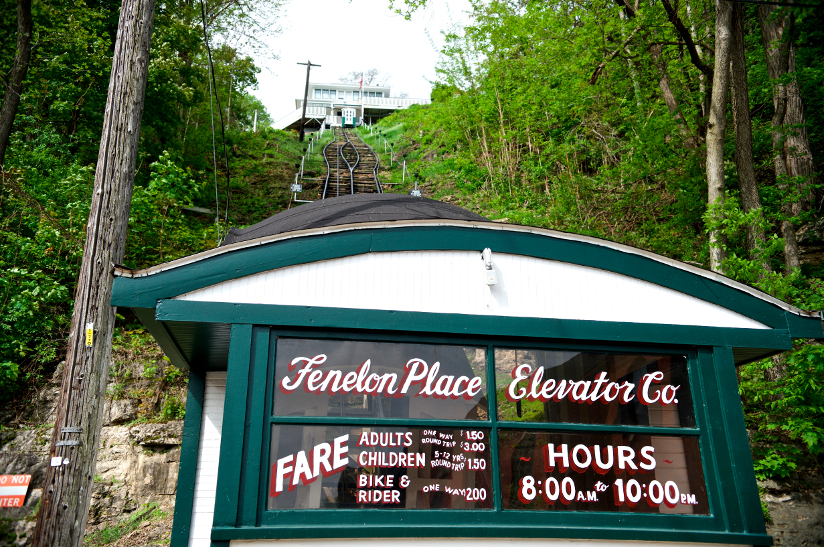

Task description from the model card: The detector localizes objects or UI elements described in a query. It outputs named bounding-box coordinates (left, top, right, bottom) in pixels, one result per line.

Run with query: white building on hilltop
left=274, top=81, right=430, bottom=130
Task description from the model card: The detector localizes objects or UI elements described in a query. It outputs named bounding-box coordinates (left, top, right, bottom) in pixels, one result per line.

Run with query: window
left=265, top=337, right=706, bottom=516
left=338, top=91, right=345, bottom=99
left=322, top=89, right=329, bottom=99
left=376, top=92, right=383, bottom=98
left=314, top=89, right=321, bottom=99
left=346, top=91, right=352, bottom=101
left=353, top=91, right=360, bottom=100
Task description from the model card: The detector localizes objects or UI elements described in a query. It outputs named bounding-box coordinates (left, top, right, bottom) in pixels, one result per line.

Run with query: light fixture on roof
left=482, top=248, right=497, bottom=286
left=410, top=172, right=422, bottom=198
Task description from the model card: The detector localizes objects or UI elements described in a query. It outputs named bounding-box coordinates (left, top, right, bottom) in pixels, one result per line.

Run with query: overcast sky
left=254, top=0, right=472, bottom=124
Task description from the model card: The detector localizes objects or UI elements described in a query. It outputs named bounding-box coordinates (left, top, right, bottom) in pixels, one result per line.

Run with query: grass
left=83, top=502, right=167, bottom=546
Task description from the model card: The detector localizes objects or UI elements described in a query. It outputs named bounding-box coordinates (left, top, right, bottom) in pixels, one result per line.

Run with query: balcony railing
left=298, top=97, right=430, bottom=110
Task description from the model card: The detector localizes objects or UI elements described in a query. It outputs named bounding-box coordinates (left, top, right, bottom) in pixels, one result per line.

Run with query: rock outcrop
left=0, top=330, right=187, bottom=546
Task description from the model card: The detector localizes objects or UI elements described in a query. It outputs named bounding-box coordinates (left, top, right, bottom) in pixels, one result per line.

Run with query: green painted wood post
left=212, top=324, right=253, bottom=529
left=170, top=370, right=205, bottom=547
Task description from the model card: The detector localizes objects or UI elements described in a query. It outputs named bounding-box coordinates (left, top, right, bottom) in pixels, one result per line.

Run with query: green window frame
left=209, top=325, right=770, bottom=545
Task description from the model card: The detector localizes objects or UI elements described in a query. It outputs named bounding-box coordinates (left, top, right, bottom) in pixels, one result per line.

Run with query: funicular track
left=321, top=127, right=382, bottom=198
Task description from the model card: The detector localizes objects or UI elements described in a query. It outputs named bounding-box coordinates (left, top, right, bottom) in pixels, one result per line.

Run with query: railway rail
left=321, top=127, right=382, bottom=199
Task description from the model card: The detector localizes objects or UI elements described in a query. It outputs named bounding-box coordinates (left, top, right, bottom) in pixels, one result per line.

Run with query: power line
left=199, top=0, right=231, bottom=245
left=725, top=0, right=821, bottom=7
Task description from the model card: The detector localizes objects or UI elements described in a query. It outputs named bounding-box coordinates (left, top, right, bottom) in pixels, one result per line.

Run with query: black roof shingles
left=221, top=194, right=489, bottom=246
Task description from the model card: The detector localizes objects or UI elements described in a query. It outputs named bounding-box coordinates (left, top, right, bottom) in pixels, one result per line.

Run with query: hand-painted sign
left=499, top=431, right=708, bottom=514
left=495, top=349, right=694, bottom=428
left=267, top=425, right=493, bottom=510
left=273, top=339, right=488, bottom=420
left=0, top=475, right=31, bottom=508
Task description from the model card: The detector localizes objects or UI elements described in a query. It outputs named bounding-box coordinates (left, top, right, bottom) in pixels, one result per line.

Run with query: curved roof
left=113, top=208, right=823, bottom=370
left=222, top=194, right=489, bottom=246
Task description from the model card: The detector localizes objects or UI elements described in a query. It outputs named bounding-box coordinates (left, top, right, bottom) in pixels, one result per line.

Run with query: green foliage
left=0, top=0, right=285, bottom=403
left=143, top=363, right=159, bottom=379
left=740, top=344, right=824, bottom=480
left=369, top=0, right=824, bottom=484
left=126, top=151, right=216, bottom=268
left=163, top=365, right=184, bottom=383
left=83, top=502, right=167, bottom=546
left=160, top=396, right=185, bottom=421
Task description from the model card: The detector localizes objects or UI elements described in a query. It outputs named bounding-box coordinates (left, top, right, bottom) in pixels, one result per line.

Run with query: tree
left=339, top=68, right=390, bottom=86
left=730, top=2, right=770, bottom=274
left=32, top=0, right=156, bottom=543
left=706, top=0, right=733, bottom=274
left=758, top=4, right=817, bottom=272
left=0, top=0, right=32, bottom=167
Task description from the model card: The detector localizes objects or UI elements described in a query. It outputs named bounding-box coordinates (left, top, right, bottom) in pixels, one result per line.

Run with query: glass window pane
left=274, top=338, right=488, bottom=420
left=495, top=350, right=694, bottom=428
left=498, top=430, right=708, bottom=514
left=353, top=91, right=360, bottom=100
left=314, top=89, right=321, bottom=99
left=376, top=92, right=383, bottom=98
left=322, top=89, right=329, bottom=99
left=268, top=425, right=493, bottom=510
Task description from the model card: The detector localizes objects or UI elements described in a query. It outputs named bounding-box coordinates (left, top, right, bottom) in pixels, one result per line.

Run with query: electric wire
left=199, top=0, right=231, bottom=245
left=204, top=19, right=220, bottom=240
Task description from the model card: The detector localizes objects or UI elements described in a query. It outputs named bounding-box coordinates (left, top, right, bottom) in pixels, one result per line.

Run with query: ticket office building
left=110, top=194, right=824, bottom=547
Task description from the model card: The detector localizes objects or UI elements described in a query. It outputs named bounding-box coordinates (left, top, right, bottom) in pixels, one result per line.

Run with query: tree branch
left=590, top=25, right=641, bottom=85
left=660, top=0, right=714, bottom=81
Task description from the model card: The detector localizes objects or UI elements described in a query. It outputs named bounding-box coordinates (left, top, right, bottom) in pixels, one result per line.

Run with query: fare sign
left=267, top=425, right=493, bottom=510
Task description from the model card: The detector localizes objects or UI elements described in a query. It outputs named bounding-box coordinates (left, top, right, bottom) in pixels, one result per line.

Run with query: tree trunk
left=730, top=2, right=770, bottom=275
left=759, top=5, right=803, bottom=271
left=649, top=43, right=695, bottom=147
left=706, top=0, right=733, bottom=274
left=31, top=0, right=155, bottom=544
left=0, top=0, right=33, bottom=167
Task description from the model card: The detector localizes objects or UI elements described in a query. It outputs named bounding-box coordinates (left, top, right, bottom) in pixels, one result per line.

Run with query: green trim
left=267, top=415, right=698, bottom=436
left=132, top=307, right=190, bottom=370
left=238, top=327, right=270, bottom=527
left=210, top=523, right=771, bottom=545
left=714, top=346, right=769, bottom=534
left=204, top=327, right=772, bottom=545
left=270, top=416, right=491, bottom=428
left=112, top=226, right=822, bottom=337
left=487, top=343, right=502, bottom=512
left=170, top=370, right=205, bottom=547
left=213, top=324, right=253, bottom=528
left=784, top=312, right=824, bottom=339
left=155, top=299, right=793, bottom=351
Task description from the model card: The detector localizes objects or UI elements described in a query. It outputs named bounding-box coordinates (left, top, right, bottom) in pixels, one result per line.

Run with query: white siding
left=231, top=539, right=749, bottom=547
left=189, top=371, right=226, bottom=547
left=177, top=251, right=767, bottom=330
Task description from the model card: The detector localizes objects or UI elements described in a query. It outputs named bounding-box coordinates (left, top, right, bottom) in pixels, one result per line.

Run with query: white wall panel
left=189, top=371, right=226, bottom=547
left=176, top=251, right=767, bottom=330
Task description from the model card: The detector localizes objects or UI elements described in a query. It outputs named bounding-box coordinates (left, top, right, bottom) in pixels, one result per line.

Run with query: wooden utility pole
left=32, top=0, right=156, bottom=544
left=297, top=60, right=320, bottom=142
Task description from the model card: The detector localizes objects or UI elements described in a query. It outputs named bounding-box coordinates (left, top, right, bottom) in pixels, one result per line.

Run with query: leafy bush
left=83, top=502, right=166, bottom=546
left=160, top=396, right=185, bottom=421
left=740, top=344, right=824, bottom=480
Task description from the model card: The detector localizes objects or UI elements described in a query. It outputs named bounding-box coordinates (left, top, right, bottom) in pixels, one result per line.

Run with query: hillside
left=2, top=0, right=824, bottom=544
